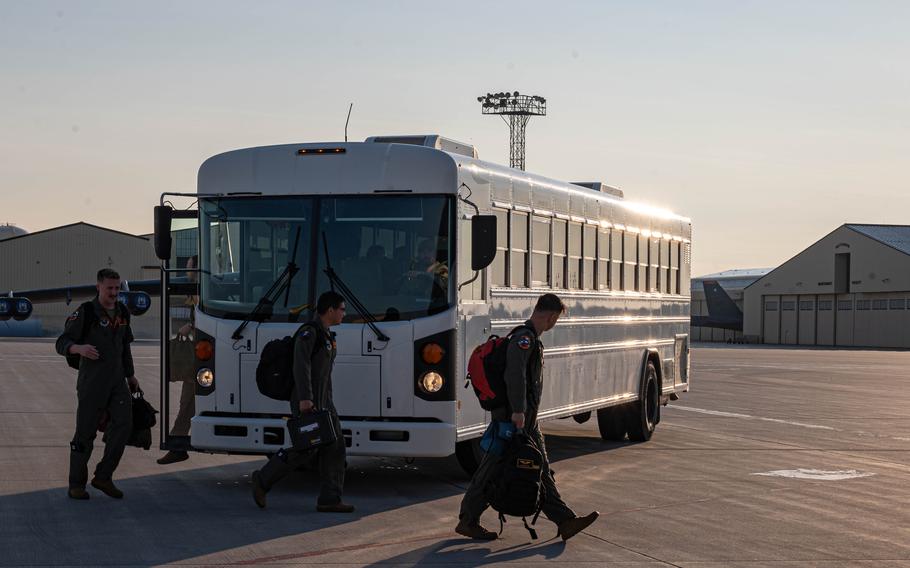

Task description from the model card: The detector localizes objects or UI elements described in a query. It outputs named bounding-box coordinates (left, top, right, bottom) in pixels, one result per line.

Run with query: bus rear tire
left=455, top=438, right=484, bottom=477
left=596, top=406, right=627, bottom=441
left=627, top=362, right=660, bottom=443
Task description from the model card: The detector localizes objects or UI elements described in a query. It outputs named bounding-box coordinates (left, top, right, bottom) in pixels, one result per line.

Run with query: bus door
left=159, top=211, right=199, bottom=453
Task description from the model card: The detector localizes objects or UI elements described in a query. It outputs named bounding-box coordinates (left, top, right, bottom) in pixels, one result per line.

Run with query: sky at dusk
left=2, top=1, right=908, bottom=276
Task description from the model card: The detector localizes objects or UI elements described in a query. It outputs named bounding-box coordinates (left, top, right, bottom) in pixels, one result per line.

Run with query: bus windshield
left=199, top=195, right=453, bottom=322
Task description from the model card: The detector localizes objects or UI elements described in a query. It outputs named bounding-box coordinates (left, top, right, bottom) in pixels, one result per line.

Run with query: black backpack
left=465, top=324, right=536, bottom=411
left=485, top=432, right=547, bottom=539
left=256, top=323, right=315, bottom=401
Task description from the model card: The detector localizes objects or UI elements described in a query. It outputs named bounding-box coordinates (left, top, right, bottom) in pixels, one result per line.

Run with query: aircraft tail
left=702, top=280, right=742, bottom=321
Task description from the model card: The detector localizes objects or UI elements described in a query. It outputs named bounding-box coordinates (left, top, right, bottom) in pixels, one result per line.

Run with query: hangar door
left=762, top=295, right=780, bottom=344
left=797, top=296, right=816, bottom=345
left=779, top=295, right=798, bottom=345
left=835, top=294, right=855, bottom=346
left=816, top=295, right=835, bottom=345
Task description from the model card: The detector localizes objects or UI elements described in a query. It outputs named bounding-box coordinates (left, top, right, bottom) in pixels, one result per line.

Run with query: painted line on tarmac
left=753, top=468, right=875, bottom=481
left=670, top=406, right=837, bottom=431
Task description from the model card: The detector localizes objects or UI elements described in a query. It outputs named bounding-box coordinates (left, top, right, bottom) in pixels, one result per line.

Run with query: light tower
left=477, top=91, right=546, bottom=171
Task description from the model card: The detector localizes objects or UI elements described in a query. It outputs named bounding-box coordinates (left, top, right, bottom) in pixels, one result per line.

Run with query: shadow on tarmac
left=0, top=430, right=622, bottom=565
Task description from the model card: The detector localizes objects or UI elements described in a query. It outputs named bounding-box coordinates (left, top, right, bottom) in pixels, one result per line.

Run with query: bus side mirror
left=471, top=215, right=496, bottom=271
left=154, top=205, right=173, bottom=261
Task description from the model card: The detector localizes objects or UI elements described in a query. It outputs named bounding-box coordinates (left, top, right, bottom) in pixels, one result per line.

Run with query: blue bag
left=479, top=420, right=517, bottom=455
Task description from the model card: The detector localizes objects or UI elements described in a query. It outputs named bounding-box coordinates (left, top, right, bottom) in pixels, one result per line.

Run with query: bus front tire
left=627, top=362, right=660, bottom=443
left=455, top=438, right=484, bottom=477
left=596, top=406, right=627, bottom=441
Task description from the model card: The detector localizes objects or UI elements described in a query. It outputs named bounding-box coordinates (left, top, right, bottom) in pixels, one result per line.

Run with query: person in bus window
left=158, top=255, right=198, bottom=465
left=250, top=291, right=353, bottom=513
left=456, top=293, right=599, bottom=540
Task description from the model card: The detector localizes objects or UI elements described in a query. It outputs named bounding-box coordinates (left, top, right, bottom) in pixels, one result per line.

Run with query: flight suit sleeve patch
left=67, top=310, right=80, bottom=322
left=517, top=336, right=532, bottom=350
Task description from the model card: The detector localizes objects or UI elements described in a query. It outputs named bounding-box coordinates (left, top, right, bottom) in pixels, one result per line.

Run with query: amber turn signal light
left=195, top=339, right=214, bottom=361
left=421, top=343, right=445, bottom=365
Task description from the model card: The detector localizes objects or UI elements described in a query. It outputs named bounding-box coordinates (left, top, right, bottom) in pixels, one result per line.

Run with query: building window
left=856, top=300, right=870, bottom=310
left=765, top=301, right=778, bottom=311
left=890, top=299, right=906, bottom=310
left=837, top=300, right=853, bottom=311
left=872, top=299, right=888, bottom=310
left=531, top=216, right=550, bottom=287
left=781, top=301, right=795, bottom=311
left=818, top=300, right=833, bottom=311
left=510, top=211, right=529, bottom=288
left=552, top=218, right=567, bottom=288
left=491, top=208, right=509, bottom=286
left=799, top=301, right=814, bottom=311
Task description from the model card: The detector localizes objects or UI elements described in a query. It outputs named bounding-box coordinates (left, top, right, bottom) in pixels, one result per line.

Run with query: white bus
left=154, top=134, right=692, bottom=473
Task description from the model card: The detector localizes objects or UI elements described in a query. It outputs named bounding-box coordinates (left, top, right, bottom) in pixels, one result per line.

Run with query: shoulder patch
left=67, top=310, right=80, bottom=322
left=300, top=329, right=312, bottom=339
left=517, top=336, right=532, bottom=350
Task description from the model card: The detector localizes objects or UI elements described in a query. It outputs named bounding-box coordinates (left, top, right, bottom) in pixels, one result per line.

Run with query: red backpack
left=466, top=325, right=536, bottom=411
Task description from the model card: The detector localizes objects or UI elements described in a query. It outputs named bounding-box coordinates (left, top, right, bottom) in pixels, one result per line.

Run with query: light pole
left=478, top=92, right=547, bottom=171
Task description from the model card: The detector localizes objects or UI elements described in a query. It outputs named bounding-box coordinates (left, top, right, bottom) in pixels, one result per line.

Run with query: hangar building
left=743, top=224, right=910, bottom=348
left=0, top=222, right=160, bottom=338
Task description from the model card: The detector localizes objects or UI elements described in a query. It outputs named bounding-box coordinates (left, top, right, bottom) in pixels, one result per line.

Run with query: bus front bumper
left=190, top=415, right=456, bottom=458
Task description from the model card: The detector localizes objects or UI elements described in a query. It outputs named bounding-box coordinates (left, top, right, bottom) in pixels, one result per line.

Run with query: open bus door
left=155, top=204, right=200, bottom=453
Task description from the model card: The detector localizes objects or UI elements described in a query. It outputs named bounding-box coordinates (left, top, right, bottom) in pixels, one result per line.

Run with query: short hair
left=97, top=268, right=121, bottom=282
left=316, top=291, right=345, bottom=315
left=533, top=293, right=566, bottom=314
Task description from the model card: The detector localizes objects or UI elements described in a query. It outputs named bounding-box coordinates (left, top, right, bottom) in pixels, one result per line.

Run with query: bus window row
left=489, top=207, right=684, bottom=294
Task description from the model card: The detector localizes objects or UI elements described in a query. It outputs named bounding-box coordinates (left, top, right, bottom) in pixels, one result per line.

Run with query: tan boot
left=68, top=487, right=90, bottom=500
left=251, top=470, right=267, bottom=509
left=455, top=520, right=498, bottom=540
left=557, top=511, right=599, bottom=541
left=90, top=477, right=124, bottom=499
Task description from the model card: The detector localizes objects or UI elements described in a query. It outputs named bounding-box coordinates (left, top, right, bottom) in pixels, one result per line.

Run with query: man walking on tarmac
left=251, top=291, right=354, bottom=513
left=456, top=293, right=599, bottom=540
left=57, top=268, right=139, bottom=500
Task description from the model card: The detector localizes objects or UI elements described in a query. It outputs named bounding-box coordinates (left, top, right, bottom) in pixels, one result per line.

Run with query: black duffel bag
left=127, top=389, right=158, bottom=450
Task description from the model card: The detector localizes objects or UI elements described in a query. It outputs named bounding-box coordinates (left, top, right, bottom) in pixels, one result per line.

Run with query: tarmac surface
left=1, top=339, right=909, bottom=567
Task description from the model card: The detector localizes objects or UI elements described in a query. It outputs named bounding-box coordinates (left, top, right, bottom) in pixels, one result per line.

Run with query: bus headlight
left=418, top=371, right=444, bottom=394
left=196, top=368, right=214, bottom=387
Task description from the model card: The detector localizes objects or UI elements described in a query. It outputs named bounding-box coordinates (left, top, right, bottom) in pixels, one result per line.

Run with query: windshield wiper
left=231, top=227, right=302, bottom=341
left=322, top=232, right=390, bottom=342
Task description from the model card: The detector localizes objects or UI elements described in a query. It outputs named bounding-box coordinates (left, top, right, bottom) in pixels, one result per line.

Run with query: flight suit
left=56, top=298, right=135, bottom=490
left=459, top=320, right=576, bottom=526
left=257, top=318, right=347, bottom=506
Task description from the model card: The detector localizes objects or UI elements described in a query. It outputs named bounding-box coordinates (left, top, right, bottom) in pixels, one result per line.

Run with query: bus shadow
left=0, top=456, right=468, bottom=567
left=0, top=433, right=623, bottom=565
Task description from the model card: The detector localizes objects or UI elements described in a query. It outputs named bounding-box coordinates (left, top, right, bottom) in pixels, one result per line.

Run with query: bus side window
left=491, top=208, right=509, bottom=287
left=553, top=219, right=567, bottom=289
left=583, top=224, right=596, bottom=290
left=638, top=234, right=648, bottom=292
left=568, top=222, right=582, bottom=289
left=597, top=228, right=609, bottom=290
left=611, top=229, right=623, bottom=291
left=649, top=237, right=660, bottom=293
left=531, top=215, right=551, bottom=287
left=510, top=211, right=529, bottom=288
left=623, top=232, right=636, bottom=292
left=670, top=241, right=680, bottom=295
left=662, top=239, right=672, bottom=294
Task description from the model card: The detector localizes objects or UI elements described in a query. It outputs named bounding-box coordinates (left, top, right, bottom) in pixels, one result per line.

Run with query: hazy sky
left=2, top=1, right=908, bottom=276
